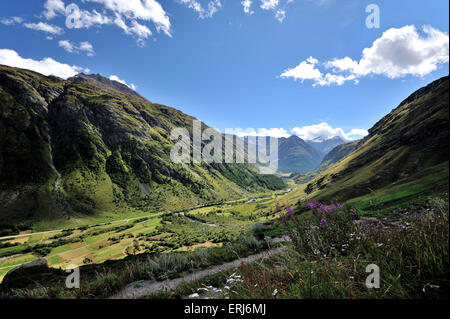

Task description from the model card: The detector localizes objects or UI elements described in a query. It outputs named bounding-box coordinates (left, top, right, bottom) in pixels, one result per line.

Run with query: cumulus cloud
left=178, top=0, right=223, bottom=19
left=0, top=16, right=24, bottom=26
left=0, top=48, right=89, bottom=79
left=327, top=25, right=449, bottom=78
left=42, top=0, right=171, bottom=45
left=109, top=75, right=137, bottom=90
left=281, top=25, right=449, bottom=87
left=241, top=0, right=254, bottom=15
left=59, top=40, right=95, bottom=56
left=291, top=122, right=368, bottom=141
left=280, top=56, right=323, bottom=82
left=23, top=22, right=64, bottom=35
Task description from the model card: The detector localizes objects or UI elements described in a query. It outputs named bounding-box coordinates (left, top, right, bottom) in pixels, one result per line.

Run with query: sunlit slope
left=301, top=76, right=449, bottom=203
left=0, top=65, right=284, bottom=223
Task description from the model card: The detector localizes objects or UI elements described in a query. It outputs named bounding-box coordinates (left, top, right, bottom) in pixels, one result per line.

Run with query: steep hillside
left=278, top=135, right=324, bottom=173
left=303, top=76, right=449, bottom=204
left=306, top=136, right=346, bottom=154
left=0, top=65, right=284, bottom=224
left=316, top=139, right=360, bottom=171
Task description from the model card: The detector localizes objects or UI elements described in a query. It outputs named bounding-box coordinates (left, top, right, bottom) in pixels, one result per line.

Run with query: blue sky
left=0, top=0, right=448, bottom=141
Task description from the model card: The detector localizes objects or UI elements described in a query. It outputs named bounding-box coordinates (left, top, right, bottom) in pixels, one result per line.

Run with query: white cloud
left=241, top=0, right=254, bottom=15
left=241, top=0, right=292, bottom=22
left=178, top=0, right=222, bottom=19
left=109, top=75, right=137, bottom=91
left=58, top=40, right=75, bottom=53
left=291, top=122, right=368, bottom=141
left=235, top=128, right=290, bottom=138
left=42, top=0, right=171, bottom=45
left=43, top=0, right=65, bottom=19
left=348, top=128, right=369, bottom=136
left=275, top=9, right=286, bottom=22
left=0, top=16, right=24, bottom=26
left=280, top=56, right=323, bottom=82
left=87, top=0, right=171, bottom=36
left=328, top=25, right=449, bottom=78
left=23, top=22, right=64, bottom=35
left=78, top=42, right=95, bottom=56
left=282, top=25, right=449, bottom=87
left=0, top=48, right=89, bottom=79
left=59, top=40, right=95, bottom=56
left=260, top=0, right=279, bottom=10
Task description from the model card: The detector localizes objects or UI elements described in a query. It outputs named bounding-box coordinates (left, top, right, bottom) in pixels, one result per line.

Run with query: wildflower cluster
left=281, top=201, right=358, bottom=258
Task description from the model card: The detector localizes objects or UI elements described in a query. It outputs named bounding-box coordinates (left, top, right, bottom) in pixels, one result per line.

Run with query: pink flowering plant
left=281, top=201, right=359, bottom=258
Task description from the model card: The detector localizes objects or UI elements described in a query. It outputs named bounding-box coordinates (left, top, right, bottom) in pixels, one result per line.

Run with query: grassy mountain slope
left=0, top=65, right=284, bottom=225
left=301, top=76, right=449, bottom=206
left=278, top=135, right=324, bottom=173
left=316, top=139, right=360, bottom=171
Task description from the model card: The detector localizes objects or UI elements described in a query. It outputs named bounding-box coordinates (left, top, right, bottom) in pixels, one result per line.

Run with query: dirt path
left=111, top=246, right=287, bottom=299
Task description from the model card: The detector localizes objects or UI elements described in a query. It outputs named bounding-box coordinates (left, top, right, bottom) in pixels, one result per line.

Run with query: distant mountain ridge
left=306, top=136, right=346, bottom=154
left=244, top=135, right=325, bottom=174
left=278, top=135, right=324, bottom=173
left=243, top=134, right=346, bottom=174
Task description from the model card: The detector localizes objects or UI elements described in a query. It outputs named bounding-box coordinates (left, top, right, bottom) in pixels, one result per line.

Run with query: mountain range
left=244, top=135, right=346, bottom=174
left=306, top=136, right=347, bottom=154
left=0, top=65, right=285, bottom=224
left=1, top=65, right=448, bottom=225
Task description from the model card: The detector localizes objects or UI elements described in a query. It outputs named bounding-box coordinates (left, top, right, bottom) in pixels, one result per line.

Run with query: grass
left=227, top=198, right=449, bottom=299
left=345, top=162, right=448, bottom=216
left=0, top=232, right=271, bottom=298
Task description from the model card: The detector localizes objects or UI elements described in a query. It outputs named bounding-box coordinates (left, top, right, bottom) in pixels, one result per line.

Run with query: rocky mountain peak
left=68, top=73, right=141, bottom=98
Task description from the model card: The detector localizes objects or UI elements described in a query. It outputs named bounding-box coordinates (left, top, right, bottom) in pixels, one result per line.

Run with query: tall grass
left=230, top=198, right=449, bottom=299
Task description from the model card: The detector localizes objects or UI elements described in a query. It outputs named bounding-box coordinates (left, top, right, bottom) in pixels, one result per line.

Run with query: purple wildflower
left=286, top=207, right=294, bottom=215
left=331, top=203, right=337, bottom=211
left=320, top=217, right=328, bottom=227
left=321, top=204, right=330, bottom=213
left=276, top=202, right=281, bottom=211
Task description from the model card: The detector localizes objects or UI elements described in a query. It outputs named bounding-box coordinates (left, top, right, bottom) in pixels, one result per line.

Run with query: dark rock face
left=0, top=65, right=285, bottom=223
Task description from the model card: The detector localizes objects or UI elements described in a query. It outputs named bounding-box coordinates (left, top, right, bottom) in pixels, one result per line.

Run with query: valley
left=0, top=66, right=448, bottom=299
